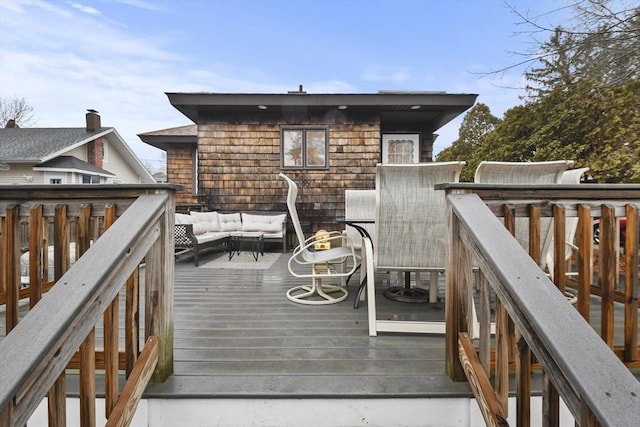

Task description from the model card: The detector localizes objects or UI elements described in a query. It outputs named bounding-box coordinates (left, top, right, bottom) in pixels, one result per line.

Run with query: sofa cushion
left=218, top=213, right=242, bottom=231
left=241, top=213, right=286, bottom=233
left=175, top=213, right=194, bottom=225
left=196, top=231, right=230, bottom=244
left=190, top=211, right=220, bottom=232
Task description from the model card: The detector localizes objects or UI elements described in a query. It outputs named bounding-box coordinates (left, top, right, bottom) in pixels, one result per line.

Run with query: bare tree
left=488, top=1, right=639, bottom=96
left=0, top=97, right=36, bottom=127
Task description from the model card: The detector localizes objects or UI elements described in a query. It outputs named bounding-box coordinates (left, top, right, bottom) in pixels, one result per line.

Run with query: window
left=281, top=127, right=328, bottom=169
left=82, top=174, right=101, bottom=184
left=46, top=173, right=64, bottom=184
left=382, top=134, right=420, bottom=163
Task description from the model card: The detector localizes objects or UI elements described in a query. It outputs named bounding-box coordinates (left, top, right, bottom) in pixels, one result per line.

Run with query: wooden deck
left=141, top=249, right=473, bottom=399
left=3, top=246, right=637, bottom=403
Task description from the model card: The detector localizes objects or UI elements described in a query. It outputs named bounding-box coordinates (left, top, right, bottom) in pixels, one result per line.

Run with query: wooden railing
left=441, top=184, right=640, bottom=426
left=0, top=184, right=179, bottom=426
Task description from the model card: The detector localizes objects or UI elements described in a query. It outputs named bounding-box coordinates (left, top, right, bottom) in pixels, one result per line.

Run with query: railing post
left=145, top=198, right=175, bottom=382
left=553, top=204, right=566, bottom=294
left=445, top=209, right=467, bottom=381
left=577, top=205, right=592, bottom=319
left=600, top=205, right=616, bottom=347
left=624, top=204, right=638, bottom=362
left=28, top=205, right=44, bottom=308
left=3, top=205, right=20, bottom=333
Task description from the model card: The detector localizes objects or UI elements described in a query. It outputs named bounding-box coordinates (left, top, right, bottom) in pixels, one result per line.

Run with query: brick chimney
left=86, top=109, right=101, bottom=131
left=5, top=119, right=18, bottom=128
left=85, top=109, right=104, bottom=168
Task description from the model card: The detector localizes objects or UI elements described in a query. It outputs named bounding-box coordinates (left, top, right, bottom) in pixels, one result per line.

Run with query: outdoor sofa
left=174, top=211, right=287, bottom=266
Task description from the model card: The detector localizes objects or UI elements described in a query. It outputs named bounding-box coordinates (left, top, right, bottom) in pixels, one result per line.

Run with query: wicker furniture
left=174, top=211, right=287, bottom=266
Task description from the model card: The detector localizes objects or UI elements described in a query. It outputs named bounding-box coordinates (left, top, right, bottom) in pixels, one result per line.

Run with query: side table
left=228, top=232, right=264, bottom=261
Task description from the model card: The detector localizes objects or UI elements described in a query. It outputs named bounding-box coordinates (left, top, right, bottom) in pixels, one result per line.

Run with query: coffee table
left=228, top=232, right=264, bottom=261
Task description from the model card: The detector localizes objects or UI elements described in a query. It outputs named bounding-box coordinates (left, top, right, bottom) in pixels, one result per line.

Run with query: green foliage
left=439, top=1, right=639, bottom=183
left=436, top=103, right=499, bottom=181
left=479, top=78, right=639, bottom=182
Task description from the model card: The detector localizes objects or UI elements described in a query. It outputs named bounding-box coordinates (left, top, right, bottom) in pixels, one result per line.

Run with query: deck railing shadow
left=0, top=184, right=178, bottom=426
left=440, top=183, right=640, bottom=426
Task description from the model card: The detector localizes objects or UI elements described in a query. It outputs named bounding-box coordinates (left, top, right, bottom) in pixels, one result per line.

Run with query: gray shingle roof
left=0, top=127, right=111, bottom=161
left=35, top=155, right=115, bottom=176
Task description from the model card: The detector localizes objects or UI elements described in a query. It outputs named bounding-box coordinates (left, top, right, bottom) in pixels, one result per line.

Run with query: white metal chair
left=363, top=162, right=466, bottom=336
left=279, top=173, right=358, bottom=305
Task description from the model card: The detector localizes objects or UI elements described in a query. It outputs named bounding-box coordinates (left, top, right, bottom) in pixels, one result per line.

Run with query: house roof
left=0, top=125, right=156, bottom=183
left=0, top=127, right=112, bottom=162
left=165, top=90, right=478, bottom=132
left=138, top=124, right=197, bottom=150
left=34, top=155, right=115, bottom=177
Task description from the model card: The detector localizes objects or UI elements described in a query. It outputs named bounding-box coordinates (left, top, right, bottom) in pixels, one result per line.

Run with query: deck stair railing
left=0, top=184, right=178, bottom=426
left=441, top=184, right=640, bottom=427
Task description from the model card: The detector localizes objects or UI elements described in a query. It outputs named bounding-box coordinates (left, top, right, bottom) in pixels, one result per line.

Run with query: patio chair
left=344, top=189, right=376, bottom=252
left=545, top=167, right=590, bottom=290
left=474, top=160, right=575, bottom=264
left=279, top=173, right=358, bottom=305
left=342, top=189, right=375, bottom=302
left=363, top=161, right=466, bottom=336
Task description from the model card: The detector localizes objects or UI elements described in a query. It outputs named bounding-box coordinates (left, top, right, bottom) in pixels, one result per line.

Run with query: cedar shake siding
left=167, top=145, right=197, bottom=206
left=143, top=91, right=478, bottom=237
left=197, top=117, right=380, bottom=235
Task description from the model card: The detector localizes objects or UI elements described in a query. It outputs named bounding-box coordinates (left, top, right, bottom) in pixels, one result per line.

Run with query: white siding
left=0, top=164, right=46, bottom=184
left=103, top=144, right=143, bottom=183
left=61, top=145, right=87, bottom=161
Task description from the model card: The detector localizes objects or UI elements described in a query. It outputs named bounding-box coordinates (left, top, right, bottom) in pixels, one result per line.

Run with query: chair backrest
left=279, top=173, right=306, bottom=249
left=474, top=160, right=574, bottom=184
left=474, top=160, right=574, bottom=262
left=344, top=189, right=375, bottom=250
left=374, top=162, right=466, bottom=270
left=559, top=167, right=590, bottom=259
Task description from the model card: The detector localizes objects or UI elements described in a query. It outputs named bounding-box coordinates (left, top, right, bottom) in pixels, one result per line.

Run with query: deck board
left=4, top=248, right=637, bottom=401
left=139, top=250, right=472, bottom=398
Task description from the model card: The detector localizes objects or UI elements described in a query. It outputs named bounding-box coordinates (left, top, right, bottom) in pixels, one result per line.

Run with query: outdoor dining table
left=335, top=217, right=373, bottom=308
left=336, top=216, right=431, bottom=307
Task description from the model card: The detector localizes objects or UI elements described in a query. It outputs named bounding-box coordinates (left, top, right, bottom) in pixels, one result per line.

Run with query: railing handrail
left=0, top=193, right=170, bottom=424
left=447, top=192, right=640, bottom=426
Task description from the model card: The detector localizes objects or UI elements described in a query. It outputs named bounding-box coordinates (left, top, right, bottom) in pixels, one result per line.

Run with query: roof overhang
left=138, top=125, right=198, bottom=150
left=165, top=91, right=478, bottom=133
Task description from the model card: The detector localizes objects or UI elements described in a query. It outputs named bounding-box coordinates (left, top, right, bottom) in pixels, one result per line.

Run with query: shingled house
left=0, top=111, right=155, bottom=185
left=138, top=88, right=477, bottom=236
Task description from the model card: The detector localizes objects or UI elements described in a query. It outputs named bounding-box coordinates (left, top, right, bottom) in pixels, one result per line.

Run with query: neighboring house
left=0, top=110, right=155, bottom=185
left=153, top=171, right=168, bottom=183
left=138, top=88, right=477, bottom=232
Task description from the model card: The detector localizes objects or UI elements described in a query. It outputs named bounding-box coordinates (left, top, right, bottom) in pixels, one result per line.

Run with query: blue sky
left=0, top=0, right=567, bottom=171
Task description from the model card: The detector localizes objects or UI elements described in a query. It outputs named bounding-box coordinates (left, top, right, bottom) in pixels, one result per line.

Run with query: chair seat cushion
left=196, top=231, right=230, bottom=244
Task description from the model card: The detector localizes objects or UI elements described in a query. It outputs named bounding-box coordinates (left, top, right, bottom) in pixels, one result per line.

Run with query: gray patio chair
left=474, top=160, right=575, bottom=265
left=279, top=173, right=358, bottom=305
left=363, top=161, right=466, bottom=336
left=342, top=189, right=375, bottom=291
left=545, top=167, right=590, bottom=289
left=344, top=189, right=376, bottom=252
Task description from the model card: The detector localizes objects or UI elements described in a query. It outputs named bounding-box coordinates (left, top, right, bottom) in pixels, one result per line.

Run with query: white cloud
left=67, top=1, right=100, bottom=15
